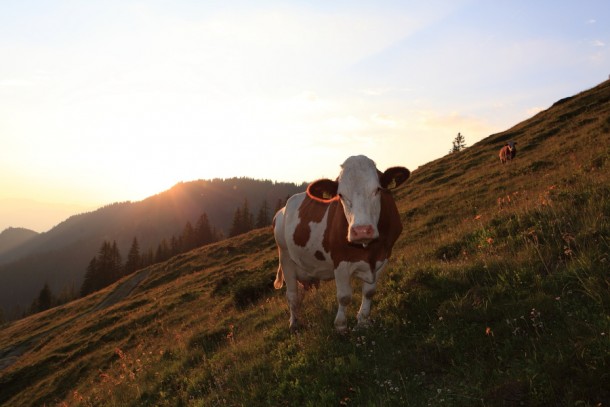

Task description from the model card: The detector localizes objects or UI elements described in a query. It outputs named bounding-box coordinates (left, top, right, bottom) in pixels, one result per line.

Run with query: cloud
left=0, top=79, right=34, bottom=87
left=592, top=40, right=606, bottom=47
left=358, top=87, right=414, bottom=96
left=371, top=113, right=398, bottom=128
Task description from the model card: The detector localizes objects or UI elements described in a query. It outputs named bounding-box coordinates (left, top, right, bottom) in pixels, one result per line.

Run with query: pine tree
left=182, top=221, right=197, bottom=252
left=155, top=239, right=170, bottom=263
left=275, top=198, right=284, bottom=214
left=81, top=257, right=99, bottom=296
left=37, top=282, right=53, bottom=312
left=195, top=213, right=216, bottom=246
left=109, top=240, right=123, bottom=281
left=241, top=198, right=254, bottom=232
left=170, top=235, right=182, bottom=256
left=230, top=199, right=256, bottom=237
left=450, top=132, right=467, bottom=153
left=229, top=207, right=243, bottom=237
left=125, top=237, right=141, bottom=275
left=80, top=240, right=123, bottom=297
left=141, top=248, right=155, bottom=268
left=256, top=199, right=271, bottom=228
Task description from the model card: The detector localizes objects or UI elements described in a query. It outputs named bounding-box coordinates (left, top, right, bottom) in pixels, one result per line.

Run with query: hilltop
left=0, top=178, right=305, bottom=317
left=0, top=228, right=38, bottom=257
left=0, top=80, right=608, bottom=406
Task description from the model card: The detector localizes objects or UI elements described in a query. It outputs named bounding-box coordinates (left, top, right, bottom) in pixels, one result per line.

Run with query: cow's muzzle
left=349, top=225, right=377, bottom=245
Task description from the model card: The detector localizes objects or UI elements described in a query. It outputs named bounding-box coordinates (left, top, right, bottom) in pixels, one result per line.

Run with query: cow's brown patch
left=323, top=189, right=402, bottom=272
left=293, top=197, right=331, bottom=247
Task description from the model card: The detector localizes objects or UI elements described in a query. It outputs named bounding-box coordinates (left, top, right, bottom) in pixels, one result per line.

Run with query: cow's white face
left=306, top=155, right=411, bottom=246
left=337, top=155, right=382, bottom=245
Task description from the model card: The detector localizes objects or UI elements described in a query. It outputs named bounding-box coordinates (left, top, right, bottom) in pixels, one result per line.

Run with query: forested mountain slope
left=0, top=178, right=305, bottom=317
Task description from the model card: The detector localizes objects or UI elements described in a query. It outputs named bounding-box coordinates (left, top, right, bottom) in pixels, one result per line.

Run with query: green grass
left=1, top=80, right=610, bottom=406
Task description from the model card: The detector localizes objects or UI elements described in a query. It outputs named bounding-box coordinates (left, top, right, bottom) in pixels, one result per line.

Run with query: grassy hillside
left=1, top=80, right=609, bottom=406
left=0, top=178, right=305, bottom=317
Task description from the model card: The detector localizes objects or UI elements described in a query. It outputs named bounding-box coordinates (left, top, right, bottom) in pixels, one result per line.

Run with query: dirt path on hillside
left=0, top=268, right=152, bottom=372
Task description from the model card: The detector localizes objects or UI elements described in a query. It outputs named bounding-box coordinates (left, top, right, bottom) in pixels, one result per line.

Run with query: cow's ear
left=307, top=179, right=339, bottom=201
left=380, top=167, right=410, bottom=189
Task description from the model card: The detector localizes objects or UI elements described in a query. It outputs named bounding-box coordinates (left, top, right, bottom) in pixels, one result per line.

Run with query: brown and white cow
left=499, top=141, right=517, bottom=163
left=273, top=155, right=410, bottom=332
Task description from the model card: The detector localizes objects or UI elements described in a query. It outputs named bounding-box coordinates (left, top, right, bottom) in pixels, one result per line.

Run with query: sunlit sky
left=1, top=1, right=609, bottom=232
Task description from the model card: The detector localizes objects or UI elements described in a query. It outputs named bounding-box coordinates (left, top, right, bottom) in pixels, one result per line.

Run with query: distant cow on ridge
left=499, top=141, right=517, bottom=163
left=273, top=155, right=410, bottom=332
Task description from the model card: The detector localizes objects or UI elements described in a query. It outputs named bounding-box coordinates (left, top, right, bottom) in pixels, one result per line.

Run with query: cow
left=273, top=155, right=410, bottom=332
left=499, top=141, right=517, bottom=163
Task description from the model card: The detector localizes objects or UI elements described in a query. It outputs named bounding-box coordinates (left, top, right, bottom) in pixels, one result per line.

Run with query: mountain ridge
left=0, top=177, right=306, bottom=317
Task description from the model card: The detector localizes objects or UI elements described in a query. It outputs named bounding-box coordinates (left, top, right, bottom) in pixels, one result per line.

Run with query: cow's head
left=307, top=155, right=410, bottom=245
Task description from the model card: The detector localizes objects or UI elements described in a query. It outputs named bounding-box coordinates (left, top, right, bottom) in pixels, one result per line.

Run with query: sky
left=1, top=0, right=609, bottom=233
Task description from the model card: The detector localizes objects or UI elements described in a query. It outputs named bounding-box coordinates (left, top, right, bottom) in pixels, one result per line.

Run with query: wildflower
left=485, top=327, right=493, bottom=336
left=115, top=348, right=126, bottom=360
left=72, top=390, right=84, bottom=402
left=486, top=237, right=494, bottom=245
left=474, top=214, right=482, bottom=220
left=227, top=324, right=235, bottom=343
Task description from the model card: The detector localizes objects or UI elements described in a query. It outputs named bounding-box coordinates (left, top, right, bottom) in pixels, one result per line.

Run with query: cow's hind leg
left=357, top=261, right=388, bottom=328
left=280, top=256, right=301, bottom=331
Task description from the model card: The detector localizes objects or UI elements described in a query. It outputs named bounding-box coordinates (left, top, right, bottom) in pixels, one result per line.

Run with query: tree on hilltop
left=450, top=132, right=467, bottom=153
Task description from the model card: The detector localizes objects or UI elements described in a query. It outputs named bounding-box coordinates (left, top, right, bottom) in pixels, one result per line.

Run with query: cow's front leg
left=357, top=260, right=388, bottom=327
left=356, top=281, right=376, bottom=328
left=334, top=266, right=352, bottom=332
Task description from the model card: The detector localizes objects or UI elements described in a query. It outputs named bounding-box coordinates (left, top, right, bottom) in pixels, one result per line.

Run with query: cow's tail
left=274, top=264, right=284, bottom=289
